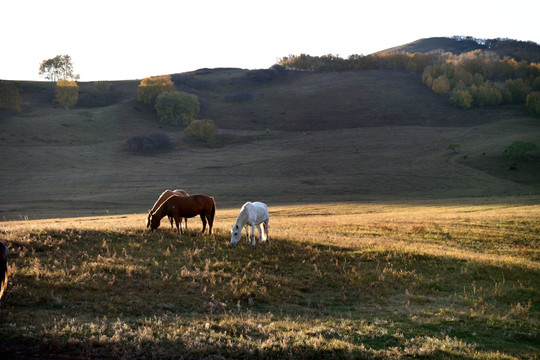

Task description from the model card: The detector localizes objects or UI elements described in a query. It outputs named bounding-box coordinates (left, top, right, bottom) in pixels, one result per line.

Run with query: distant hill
left=380, top=36, right=540, bottom=63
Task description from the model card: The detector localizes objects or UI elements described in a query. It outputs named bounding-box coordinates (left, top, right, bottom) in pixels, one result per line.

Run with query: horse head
left=230, top=224, right=242, bottom=244
left=146, top=211, right=152, bottom=228
left=147, top=212, right=161, bottom=231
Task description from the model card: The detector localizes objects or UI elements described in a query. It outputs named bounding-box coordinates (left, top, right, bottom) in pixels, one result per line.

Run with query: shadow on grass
left=0, top=227, right=538, bottom=358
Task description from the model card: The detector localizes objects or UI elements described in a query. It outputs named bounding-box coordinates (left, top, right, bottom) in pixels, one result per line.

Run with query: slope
left=0, top=68, right=539, bottom=220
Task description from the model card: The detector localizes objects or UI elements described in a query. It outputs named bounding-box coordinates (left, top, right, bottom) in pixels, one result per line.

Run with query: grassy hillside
left=0, top=202, right=538, bottom=358
left=1, top=68, right=539, bottom=220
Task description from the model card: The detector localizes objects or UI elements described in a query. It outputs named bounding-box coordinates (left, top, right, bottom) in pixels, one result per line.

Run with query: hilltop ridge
left=379, top=36, right=540, bottom=62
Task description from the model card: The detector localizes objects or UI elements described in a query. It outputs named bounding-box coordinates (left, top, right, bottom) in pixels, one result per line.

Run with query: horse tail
left=0, top=242, right=8, bottom=301
left=209, top=197, right=216, bottom=234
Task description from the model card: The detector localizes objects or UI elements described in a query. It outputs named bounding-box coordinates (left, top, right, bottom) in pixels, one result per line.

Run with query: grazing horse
left=148, top=194, right=216, bottom=235
left=0, top=242, right=7, bottom=302
left=230, top=202, right=269, bottom=246
left=146, top=189, right=189, bottom=231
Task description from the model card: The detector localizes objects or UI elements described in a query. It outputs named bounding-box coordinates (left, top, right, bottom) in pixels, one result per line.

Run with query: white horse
left=230, top=202, right=269, bottom=246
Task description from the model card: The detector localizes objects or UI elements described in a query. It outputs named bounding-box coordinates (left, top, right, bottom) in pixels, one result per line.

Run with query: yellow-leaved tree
left=55, top=79, right=79, bottom=110
left=137, top=75, right=175, bottom=104
left=0, top=81, right=22, bottom=112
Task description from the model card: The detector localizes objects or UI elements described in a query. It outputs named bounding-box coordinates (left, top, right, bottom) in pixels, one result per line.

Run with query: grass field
left=0, top=200, right=538, bottom=358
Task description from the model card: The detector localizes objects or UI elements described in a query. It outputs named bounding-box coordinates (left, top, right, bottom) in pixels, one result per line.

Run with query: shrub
left=526, top=91, right=540, bottom=117
left=94, top=81, right=110, bottom=92
left=55, top=79, right=79, bottom=110
left=446, top=143, right=461, bottom=153
left=155, top=91, right=200, bottom=126
left=0, top=80, right=22, bottom=112
left=137, top=75, right=175, bottom=105
left=505, top=141, right=538, bottom=161
left=125, top=133, right=172, bottom=153
left=184, top=119, right=218, bottom=143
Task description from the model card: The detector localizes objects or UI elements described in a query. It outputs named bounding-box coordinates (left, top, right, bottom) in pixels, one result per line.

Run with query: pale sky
left=2, top=0, right=539, bottom=82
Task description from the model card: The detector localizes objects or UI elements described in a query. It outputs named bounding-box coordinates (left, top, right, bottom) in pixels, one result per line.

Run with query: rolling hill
left=1, top=39, right=539, bottom=221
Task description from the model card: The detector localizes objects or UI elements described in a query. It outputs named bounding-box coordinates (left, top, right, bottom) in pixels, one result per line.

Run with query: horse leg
left=175, top=216, right=182, bottom=235
left=207, top=213, right=213, bottom=235
left=244, top=225, right=250, bottom=242
left=169, top=215, right=174, bottom=229
left=264, top=220, right=269, bottom=243
left=251, top=224, right=256, bottom=246
left=256, top=224, right=263, bottom=244
left=184, top=218, right=188, bottom=229
left=200, top=213, right=207, bottom=234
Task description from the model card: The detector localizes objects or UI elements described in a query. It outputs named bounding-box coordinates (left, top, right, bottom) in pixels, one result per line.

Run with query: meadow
left=1, top=67, right=539, bottom=358
left=0, top=200, right=539, bottom=359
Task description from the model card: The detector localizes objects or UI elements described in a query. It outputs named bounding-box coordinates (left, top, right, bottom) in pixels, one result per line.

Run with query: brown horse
left=0, top=242, right=7, bottom=302
left=148, top=194, right=216, bottom=235
left=146, top=189, right=189, bottom=230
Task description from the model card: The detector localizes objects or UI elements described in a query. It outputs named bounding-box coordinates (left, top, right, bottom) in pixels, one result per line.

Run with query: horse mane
left=234, top=202, right=251, bottom=226
left=149, top=190, right=174, bottom=213
left=151, top=193, right=179, bottom=216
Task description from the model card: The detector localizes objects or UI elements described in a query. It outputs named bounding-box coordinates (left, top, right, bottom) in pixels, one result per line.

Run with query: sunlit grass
left=0, top=200, right=538, bottom=358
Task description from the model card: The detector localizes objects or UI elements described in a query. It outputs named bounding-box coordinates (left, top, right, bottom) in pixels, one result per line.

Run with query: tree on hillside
left=55, top=79, right=79, bottom=110
left=505, top=141, right=538, bottom=161
left=0, top=81, right=22, bottom=112
left=39, top=55, right=79, bottom=81
left=432, top=75, right=450, bottom=94
left=155, top=91, right=200, bottom=126
left=503, top=78, right=530, bottom=104
left=526, top=92, right=540, bottom=117
left=449, top=88, right=473, bottom=108
left=137, top=75, right=175, bottom=105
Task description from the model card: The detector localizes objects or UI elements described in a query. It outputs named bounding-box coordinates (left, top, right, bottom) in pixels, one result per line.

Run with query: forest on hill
left=278, top=37, right=540, bottom=116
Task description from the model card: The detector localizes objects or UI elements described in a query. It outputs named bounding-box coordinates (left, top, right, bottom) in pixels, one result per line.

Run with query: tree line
left=279, top=49, right=540, bottom=116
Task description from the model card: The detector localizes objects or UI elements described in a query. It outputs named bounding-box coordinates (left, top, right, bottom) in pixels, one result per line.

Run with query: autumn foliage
left=279, top=38, right=540, bottom=115
left=0, top=81, right=22, bottom=112
left=137, top=75, right=175, bottom=104
left=55, top=79, right=79, bottom=110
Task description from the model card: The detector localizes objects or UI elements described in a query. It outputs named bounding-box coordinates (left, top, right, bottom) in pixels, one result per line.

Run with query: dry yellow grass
left=1, top=199, right=538, bottom=358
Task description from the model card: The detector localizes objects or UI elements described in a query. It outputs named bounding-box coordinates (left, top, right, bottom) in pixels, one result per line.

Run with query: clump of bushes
left=155, top=91, right=200, bottom=126
left=184, top=119, right=218, bottom=143
left=125, top=133, right=172, bottom=153
left=526, top=92, right=540, bottom=116
left=505, top=141, right=538, bottom=161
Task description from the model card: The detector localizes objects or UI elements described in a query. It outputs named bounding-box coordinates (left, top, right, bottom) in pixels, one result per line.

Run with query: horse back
left=172, top=189, right=189, bottom=197
left=169, top=194, right=214, bottom=217
left=244, top=202, right=269, bottom=223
